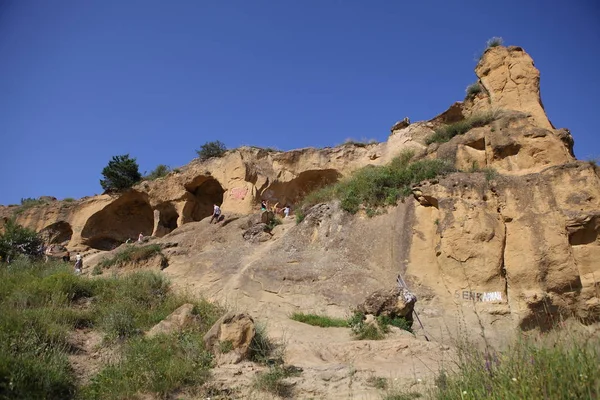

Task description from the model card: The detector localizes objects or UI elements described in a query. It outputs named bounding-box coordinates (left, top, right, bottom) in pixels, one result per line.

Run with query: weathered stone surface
left=146, top=303, right=195, bottom=338
left=204, top=313, right=256, bottom=364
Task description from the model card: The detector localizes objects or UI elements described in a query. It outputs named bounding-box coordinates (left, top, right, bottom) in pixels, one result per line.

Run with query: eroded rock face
left=466, top=46, right=553, bottom=130
left=203, top=313, right=256, bottom=364
left=409, top=162, right=600, bottom=331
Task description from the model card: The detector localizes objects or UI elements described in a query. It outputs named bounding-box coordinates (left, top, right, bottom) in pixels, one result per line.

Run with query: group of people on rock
left=260, top=200, right=291, bottom=218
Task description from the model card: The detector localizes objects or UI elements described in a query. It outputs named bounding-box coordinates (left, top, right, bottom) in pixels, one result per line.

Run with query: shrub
left=426, top=111, right=498, bottom=145
left=144, top=164, right=170, bottom=181
left=0, top=219, right=43, bottom=261
left=249, top=323, right=282, bottom=365
left=264, top=217, right=282, bottom=232
left=63, top=198, right=75, bottom=202
left=302, top=150, right=454, bottom=214
left=196, top=140, right=227, bottom=161
left=465, top=82, right=482, bottom=99
left=100, top=154, right=142, bottom=192
left=253, top=365, right=301, bottom=397
left=295, top=209, right=305, bottom=224
left=290, top=312, right=349, bottom=328
left=486, top=36, right=504, bottom=48
left=97, top=244, right=164, bottom=269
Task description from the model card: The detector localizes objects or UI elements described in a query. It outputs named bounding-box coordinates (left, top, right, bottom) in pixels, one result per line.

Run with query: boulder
left=203, top=313, right=256, bottom=364
left=242, top=223, right=271, bottom=242
left=357, top=287, right=416, bottom=322
left=146, top=303, right=195, bottom=338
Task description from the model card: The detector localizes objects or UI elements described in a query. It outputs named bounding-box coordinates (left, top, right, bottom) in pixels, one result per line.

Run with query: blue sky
left=1, top=0, right=598, bottom=205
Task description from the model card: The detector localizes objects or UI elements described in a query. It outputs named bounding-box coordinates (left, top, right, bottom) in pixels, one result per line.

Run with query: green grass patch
left=253, top=365, right=301, bottom=397
left=97, top=244, right=165, bottom=269
left=465, top=82, right=482, bottom=99
left=348, top=312, right=412, bottom=340
left=431, top=332, right=600, bottom=400
left=249, top=323, right=283, bottom=365
left=290, top=312, right=349, bottom=328
left=0, top=258, right=224, bottom=398
left=302, top=150, right=454, bottom=214
left=426, top=112, right=498, bottom=145
left=81, top=332, right=214, bottom=399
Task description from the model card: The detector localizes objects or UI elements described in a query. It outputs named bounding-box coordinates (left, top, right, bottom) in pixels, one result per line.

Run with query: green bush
left=249, top=323, right=282, bottom=365
left=100, top=154, right=142, bottom=192
left=486, top=36, right=504, bottom=48
left=264, top=217, right=282, bottom=232
left=97, top=244, right=164, bottom=269
left=0, top=219, right=43, bottom=261
left=347, top=312, right=412, bottom=340
left=290, top=312, right=349, bottom=328
left=302, top=150, right=454, bottom=214
left=465, top=82, right=482, bottom=99
left=295, top=209, right=305, bottom=224
left=63, top=198, right=75, bottom=203
left=196, top=140, right=227, bottom=161
left=144, top=164, right=171, bottom=181
left=426, top=112, right=498, bottom=145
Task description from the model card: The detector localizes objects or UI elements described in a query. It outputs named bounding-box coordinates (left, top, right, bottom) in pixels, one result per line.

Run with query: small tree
left=100, top=154, right=142, bottom=192
left=0, top=219, right=43, bottom=261
left=196, top=140, right=227, bottom=161
left=144, top=164, right=171, bottom=181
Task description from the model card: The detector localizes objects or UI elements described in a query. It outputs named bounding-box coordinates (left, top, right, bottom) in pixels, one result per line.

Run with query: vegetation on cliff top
left=196, top=140, right=227, bottom=161
left=426, top=111, right=499, bottom=145
left=302, top=150, right=454, bottom=214
left=100, top=154, right=142, bottom=192
left=0, top=258, right=223, bottom=399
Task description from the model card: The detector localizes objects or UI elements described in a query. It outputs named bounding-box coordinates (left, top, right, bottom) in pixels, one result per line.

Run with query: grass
left=97, top=244, right=166, bottom=269
left=14, top=197, right=49, bottom=215
left=302, top=150, right=454, bottom=214
left=249, top=323, right=283, bottom=365
left=430, top=332, right=600, bottom=400
left=295, top=209, right=305, bottom=224
left=0, top=258, right=224, bottom=399
left=347, top=312, right=412, bottom=340
left=426, top=112, right=499, bottom=145
left=253, top=365, right=301, bottom=397
left=290, top=312, right=349, bottom=328
left=343, top=139, right=379, bottom=147
left=143, top=164, right=171, bottom=181
left=63, top=198, right=76, bottom=202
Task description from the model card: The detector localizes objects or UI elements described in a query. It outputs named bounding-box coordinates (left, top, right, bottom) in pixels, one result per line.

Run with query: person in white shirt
left=210, top=204, right=221, bottom=224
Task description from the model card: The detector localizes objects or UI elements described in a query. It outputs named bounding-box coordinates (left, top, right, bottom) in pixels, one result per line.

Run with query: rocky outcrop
left=465, top=46, right=553, bottom=130
left=357, top=287, right=416, bottom=322
left=204, top=313, right=256, bottom=364
left=146, top=303, right=195, bottom=338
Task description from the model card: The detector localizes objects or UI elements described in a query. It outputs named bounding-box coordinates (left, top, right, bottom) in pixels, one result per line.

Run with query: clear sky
left=1, top=0, right=598, bottom=205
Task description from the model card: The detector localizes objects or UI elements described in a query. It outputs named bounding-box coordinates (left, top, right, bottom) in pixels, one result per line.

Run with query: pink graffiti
left=229, top=187, right=248, bottom=200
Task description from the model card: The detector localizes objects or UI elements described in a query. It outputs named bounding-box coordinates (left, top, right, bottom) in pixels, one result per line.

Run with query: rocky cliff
left=2, top=45, right=598, bottom=341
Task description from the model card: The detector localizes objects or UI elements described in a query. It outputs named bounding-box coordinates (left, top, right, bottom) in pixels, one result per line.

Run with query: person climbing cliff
left=210, top=204, right=221, bottom=224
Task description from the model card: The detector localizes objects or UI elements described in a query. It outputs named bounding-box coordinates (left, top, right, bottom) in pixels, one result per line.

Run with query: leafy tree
left=100, top=154, right=142, bottom=192
left=0, top=219, right=43, bottom=261
left=196, top=140, right=227, bottom=161
left=144, top=164, right=171, bottom=181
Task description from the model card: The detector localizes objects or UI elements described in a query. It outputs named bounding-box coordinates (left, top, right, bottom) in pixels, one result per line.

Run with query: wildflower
left=463, top=390, right=468, bottom=395
left=512, top=377, right=518, bottom=382
left=417, top=378, right=422, bottom=383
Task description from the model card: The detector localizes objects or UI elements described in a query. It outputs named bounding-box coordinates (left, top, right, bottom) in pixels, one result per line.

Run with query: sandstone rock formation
left=204, top=313, right=256, bottom=364
left=1, top=44, right=598, bottom=343
left=146, top=303, right=195, bottom=338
